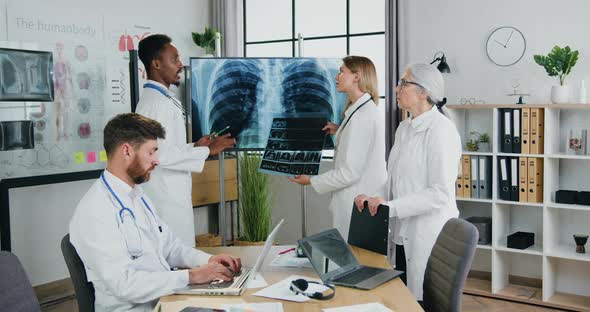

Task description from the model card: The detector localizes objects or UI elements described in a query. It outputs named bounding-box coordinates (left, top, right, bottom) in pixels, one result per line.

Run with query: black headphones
left=289, top=279, right=335, bottom=300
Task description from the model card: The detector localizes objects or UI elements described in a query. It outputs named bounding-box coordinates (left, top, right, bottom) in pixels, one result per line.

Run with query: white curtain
left=210, top=0, right=244, bottom=57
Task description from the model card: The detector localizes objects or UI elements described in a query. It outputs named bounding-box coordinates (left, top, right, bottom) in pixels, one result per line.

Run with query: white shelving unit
left=448, top=104, right=590, bottom=311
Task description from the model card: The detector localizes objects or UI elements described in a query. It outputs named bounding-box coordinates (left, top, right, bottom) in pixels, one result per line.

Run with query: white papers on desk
left=270, top=253, right=312, bottom=268
left=253, top=275, right=327, bottom=302
left=322, top=303, right=394, bottom=312
left=221, top=302, right=283, bottom=312
left=246, top=273, right=268, bottom=289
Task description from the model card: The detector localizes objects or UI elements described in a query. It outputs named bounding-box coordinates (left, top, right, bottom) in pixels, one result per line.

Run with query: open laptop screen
left=299, top=229, right=360, bottom=282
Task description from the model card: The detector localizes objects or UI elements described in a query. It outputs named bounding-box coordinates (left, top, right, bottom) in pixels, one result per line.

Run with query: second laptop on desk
left=298, top=226, right=403, bottom=290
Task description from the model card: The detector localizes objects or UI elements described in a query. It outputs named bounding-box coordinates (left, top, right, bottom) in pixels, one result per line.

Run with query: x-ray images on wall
left=190, top=57, right=347, bottom=149
left=0, top=48, right=54, bottom=101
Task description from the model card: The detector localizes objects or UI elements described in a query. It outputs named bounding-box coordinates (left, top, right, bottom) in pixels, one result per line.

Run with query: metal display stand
left=298, top=34, right=308, bottom=238
left=219, top=151, right=226, bottom=246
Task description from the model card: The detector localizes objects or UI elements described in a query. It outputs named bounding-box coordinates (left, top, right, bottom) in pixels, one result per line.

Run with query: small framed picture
left=567, top=128, right=587, bottom=155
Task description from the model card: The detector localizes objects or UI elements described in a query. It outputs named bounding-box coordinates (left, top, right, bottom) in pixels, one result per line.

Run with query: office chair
left=0, top=251, right=42, bottom=311
left=61, top=234, right=95, bottom=312
left=422, top=218, right=478, bottom=312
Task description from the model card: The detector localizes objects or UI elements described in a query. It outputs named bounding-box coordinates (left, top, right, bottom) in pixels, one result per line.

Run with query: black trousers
left=395, top=244, right=407, bottom=285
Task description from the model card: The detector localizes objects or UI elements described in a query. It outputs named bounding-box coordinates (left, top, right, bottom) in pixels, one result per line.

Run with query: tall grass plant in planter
left=236, top=152, right=271, bottom=245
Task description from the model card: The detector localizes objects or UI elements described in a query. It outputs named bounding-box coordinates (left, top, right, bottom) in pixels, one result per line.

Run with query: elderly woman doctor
left=289, top=56, right=387, bottom=240
left=355, top=63, right=462, bottom=301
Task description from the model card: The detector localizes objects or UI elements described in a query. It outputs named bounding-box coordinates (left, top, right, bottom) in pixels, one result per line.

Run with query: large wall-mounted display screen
left=0, top=48, right=54, bottom=102
left=190, top=57, right=346, bottom=150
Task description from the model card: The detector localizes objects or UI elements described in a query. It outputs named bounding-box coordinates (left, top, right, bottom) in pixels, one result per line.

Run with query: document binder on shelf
left=521, top=108, right=530, bottom=154
left=462, top=155, right=471, bottom=198
left=471, top=155, right=480, bottom=199
left=527, top=157, right=544, bottom=203
left=501, top=109, right=513, bottom=153
left=519, top=157, right=528, bottom=202
left=512, top=109, right=522, bottom=154
left=510, top=157, right=519, bottom=201
left=478, top=156, right=492, bottom=199
left=499, top=156, right=511, bottom=200
left=456, top=158, right=464, bottom=198
left=530, top=108, right=545, bottom=154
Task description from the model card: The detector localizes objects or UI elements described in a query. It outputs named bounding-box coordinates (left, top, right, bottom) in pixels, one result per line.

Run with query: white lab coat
left=136, top=80, right=210, bottom=247
left=310, top=93, right=387, bottom=240
left=382, top=106, right=461, bottom=300
left=69, top=170, right=212, bottom=312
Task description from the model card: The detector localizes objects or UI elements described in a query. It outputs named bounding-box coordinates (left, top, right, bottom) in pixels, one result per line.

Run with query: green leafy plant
left=239, top=152, right=271, bottom=242
left=466, top=131, right=491, bottom=151
left=474, top=131, right=490, bottom=143
left=466, top=139, right=479, bottom=152
left=191, top=27, right=218, bottom=55
left=534, top=46, right=579, bottom=86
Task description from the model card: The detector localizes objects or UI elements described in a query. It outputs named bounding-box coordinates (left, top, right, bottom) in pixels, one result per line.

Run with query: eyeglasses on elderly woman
left=397, top=78, right=425, bottom=89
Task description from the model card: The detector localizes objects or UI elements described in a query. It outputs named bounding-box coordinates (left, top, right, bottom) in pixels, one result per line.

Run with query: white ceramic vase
left=551, top=85, right=570, bottom=104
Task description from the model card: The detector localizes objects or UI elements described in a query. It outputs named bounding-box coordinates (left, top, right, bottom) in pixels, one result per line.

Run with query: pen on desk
left=278, top=247, right=296, bottom=255
left=209, top=125, right=230, bottom=139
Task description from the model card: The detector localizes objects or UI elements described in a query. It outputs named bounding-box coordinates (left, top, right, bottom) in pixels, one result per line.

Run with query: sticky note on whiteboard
left=87, top=151, right=97, bottom=163
left=74, top=152, right=85, bottom=164
left=99, top=150, right=107, bottom=162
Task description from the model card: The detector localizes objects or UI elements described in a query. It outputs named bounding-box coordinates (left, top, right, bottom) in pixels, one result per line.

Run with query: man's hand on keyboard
left=209, top=253, right=242, bottom=273
left=188, top=263, right=234, bottom=284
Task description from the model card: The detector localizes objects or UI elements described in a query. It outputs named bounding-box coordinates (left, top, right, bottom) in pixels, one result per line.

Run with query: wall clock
left=486, top=26, right=526, bottom=66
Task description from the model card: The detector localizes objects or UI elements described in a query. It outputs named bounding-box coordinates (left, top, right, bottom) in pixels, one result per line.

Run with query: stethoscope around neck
left=334, top=96, right=372, bottom=150
left=143, top=82, right=185, bottom=116
left=101, top=172, right=162, bottom=260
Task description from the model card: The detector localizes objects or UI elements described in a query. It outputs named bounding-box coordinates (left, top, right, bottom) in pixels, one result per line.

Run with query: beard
left=127, top=158, right=154, bottom=184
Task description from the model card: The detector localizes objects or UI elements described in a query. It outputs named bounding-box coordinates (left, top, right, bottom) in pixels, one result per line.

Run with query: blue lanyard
left=143, top=83, right=185, bottom=116
left=101, top=172, right=162, bottom=232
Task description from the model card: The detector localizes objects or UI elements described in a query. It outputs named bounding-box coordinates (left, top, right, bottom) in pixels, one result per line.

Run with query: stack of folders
left=456, top=155, right=492, bottom=199
left=498, top=156, right=543, bottom=203
left=500, top=108, right=545, bottom=154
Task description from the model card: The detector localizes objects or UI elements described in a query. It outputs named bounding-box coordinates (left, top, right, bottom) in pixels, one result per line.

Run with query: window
left=244, top=0, right=386, bottom=97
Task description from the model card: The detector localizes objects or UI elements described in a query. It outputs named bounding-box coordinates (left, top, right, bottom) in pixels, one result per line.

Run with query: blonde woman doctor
left=289, top=56, right=386, bottom=240
left=355, top=63, right=462, bottom=301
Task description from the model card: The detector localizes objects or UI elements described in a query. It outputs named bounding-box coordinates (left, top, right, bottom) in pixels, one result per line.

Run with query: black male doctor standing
left=135, top=34, right=234, bottom=246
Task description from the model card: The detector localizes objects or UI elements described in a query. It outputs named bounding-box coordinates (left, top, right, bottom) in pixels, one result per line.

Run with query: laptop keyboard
left=333, top=266, right=384, bottom=285
left=208, top=267, right=251, bottom=289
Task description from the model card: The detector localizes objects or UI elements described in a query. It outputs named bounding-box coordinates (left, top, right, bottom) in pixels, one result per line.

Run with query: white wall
left=400, top=0, right=590, bottom=105
left=1, top=0, right=211, bottom=286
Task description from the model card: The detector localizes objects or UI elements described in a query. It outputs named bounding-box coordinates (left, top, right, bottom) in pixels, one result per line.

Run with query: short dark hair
left=103, top=113, right=166, bottom=156
left=138, top=34, right=172, bottom=76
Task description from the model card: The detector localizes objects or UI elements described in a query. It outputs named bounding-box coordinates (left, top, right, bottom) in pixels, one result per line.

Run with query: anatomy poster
left=0, top=2, right=110, bottom=179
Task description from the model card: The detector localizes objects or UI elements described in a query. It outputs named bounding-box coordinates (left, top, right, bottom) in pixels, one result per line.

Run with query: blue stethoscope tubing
left=143, top=83, right=185, bottom=115
left=101, top=172, right=162, bottom=258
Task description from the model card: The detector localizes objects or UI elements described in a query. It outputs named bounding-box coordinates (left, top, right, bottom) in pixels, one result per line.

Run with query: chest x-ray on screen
left=0, top=48, right=54, bottom=101
left=190, top=57, right=346, bottom=149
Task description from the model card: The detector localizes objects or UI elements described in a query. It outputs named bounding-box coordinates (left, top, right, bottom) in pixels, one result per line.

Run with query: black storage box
left=466, top=216, right=492, bottom=245
left=556, top=190, right=578, bottom=204
left=507, top=231, right=534, bottom=250
left=577, top=191, right=590, bottom=206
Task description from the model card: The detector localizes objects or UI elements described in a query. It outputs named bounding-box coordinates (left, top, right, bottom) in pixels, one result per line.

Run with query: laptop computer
left=174, top=219, right=284, bottom=296
left=298, top=228, right=403, bottom=290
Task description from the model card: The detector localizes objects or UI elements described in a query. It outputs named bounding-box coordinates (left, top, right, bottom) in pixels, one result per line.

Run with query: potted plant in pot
left=235, top=152, right=272, bottom=246
left=465, top=131, right=491, bottom=152
left=534, top=45, right=579, bottom=104
left=191, top=27, right=218, bottom=56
